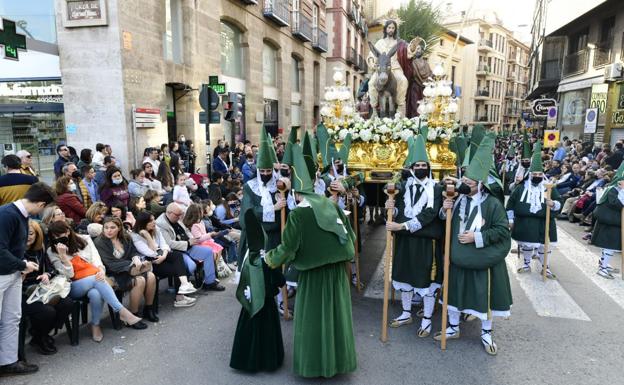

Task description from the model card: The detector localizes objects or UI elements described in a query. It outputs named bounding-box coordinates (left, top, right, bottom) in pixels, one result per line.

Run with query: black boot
left=28, top=336, right=55, bottom=355
left=142, top=305, right=159, bottom=323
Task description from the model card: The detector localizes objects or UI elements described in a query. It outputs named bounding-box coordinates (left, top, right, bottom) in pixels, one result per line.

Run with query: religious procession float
left=320, top=26, right=461, bottom=183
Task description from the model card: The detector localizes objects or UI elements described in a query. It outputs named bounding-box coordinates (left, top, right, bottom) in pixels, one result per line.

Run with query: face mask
left=260, top=174, right=272, bottom=184
left=202, top=183, right=209, bottom=189
left=68, top=183, right=77, bottom=191
left=521, top=161, right=531, bottom=168
left=247, top=160, right=254, bottom=165
left=180, top=137, right=186, bottom=142
left=280, top=169, right=290, bottom=177
left=336, top=164, right=345, bottom=174
left=229, top=204, right=238, bottom=210
left=457, top=183, right=472, bottom=195
left=53, top=236, right=69, bottom=247
left=401, top=170, right=412, bottom=181
left=71, top=170, right=81, bottom=178
left=112, top=178, right=123, bottom=185
left=531, top=176, right=543, bottom=185
left=507, top=156, right=514, bottom=160
left=413, top=168, right=428, bottom=179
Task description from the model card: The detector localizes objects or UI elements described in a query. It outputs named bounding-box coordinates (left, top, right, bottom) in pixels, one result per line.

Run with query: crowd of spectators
left=0, top=135, right=255, bottom=377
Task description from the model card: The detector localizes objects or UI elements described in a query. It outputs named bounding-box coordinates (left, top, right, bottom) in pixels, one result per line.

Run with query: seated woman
left=131, top=212, right=197, bottom=308
left=94, top=217, right=159, bottom=323
left=201, top=201, right=238, bottom=266
left=77, top=201, right=108, bottom=235
left=22, top=220, right=74, bottom=355
left=142, top=162, right=166, bottom=195
left=129, top=195, right=148, bottom=217
left=100, top=167, right=130, bottom=208
left=214, top=195, right=240, bottom=228
left=128, top=169, right=149, bottom=198
left=55, top=176, right=86, bottom=223
left=144, top=189, right=165, bottom=218
left=47, top=221, right=146, bottom=342
left=41, top=204, right=74, bottom=234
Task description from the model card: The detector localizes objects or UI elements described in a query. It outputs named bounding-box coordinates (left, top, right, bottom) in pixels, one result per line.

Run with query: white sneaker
left=178, top=282, right=197, bottom=295
left=174, top=296, right=196, bottom=308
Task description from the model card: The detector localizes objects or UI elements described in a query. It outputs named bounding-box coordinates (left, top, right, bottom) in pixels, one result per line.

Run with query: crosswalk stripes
left=557, top=227, right=624, bottom=311
left=506, top=240, right=591, bottom=321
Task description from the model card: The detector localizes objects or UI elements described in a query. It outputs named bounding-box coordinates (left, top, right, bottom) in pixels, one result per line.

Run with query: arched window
left=220, top=21, right=243, bottom=78
left=263, top=43, right=278, bottom=86
left=291, top=57, right=301, bottom=92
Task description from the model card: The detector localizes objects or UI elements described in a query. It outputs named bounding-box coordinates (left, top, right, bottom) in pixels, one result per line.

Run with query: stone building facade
left=54, top=0, right=328, bottom=173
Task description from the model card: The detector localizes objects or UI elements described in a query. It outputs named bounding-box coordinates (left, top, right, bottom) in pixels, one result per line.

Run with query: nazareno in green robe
left=265, top=204, right=357, bottom=378
left=505, top=182, right=561, bottom=246
left=447, top=193, right=513, bottom=320
left=592, top=187, right=624, bottom=251
left=391, top=180, right=443, bottom=294
left=238, top=182, right=281, bottom=266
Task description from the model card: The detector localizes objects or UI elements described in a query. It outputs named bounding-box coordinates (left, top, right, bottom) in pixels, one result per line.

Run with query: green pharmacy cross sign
left=0, top=18, right=27, bottom=60
left=208, top=75, right=226, bottom=95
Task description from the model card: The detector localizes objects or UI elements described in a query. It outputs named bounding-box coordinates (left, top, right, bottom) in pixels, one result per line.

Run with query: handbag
left=26, top=276, right=71, bottom=306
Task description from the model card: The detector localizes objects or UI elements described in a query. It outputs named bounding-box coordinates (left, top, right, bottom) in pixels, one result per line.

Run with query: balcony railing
left=475, top=89, right=490, bottom=97
left=563, top=49, right=589, bottom=77
left=291, top=11, right=312, bottom=42
left=350, top=47, right=357, bottom=67
left=358, top=54, right=367, bottom=73
left=593, top=43, right=612, bottom=68
left=541, top=59, right=562, bottom=80
left=506, top=108, right=521, bottom=116
left=474, top=115, right=490, bottom=122
left=479, top=39, right=493, bottom=49
left=312, top=27, right=328, bottom=53
left=477, top=63, right=490, bottom=73
left=263, top=0, right=289, bottom=27
left=507, top=71, right=517, bottom=80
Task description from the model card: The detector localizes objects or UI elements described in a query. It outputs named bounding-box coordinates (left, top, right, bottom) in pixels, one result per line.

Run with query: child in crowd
left=173, top=173, right=191, bottom=211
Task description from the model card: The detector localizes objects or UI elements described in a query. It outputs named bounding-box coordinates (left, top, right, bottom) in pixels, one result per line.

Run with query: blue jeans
left=69, top=275, right=124, bottom=326
left=182, top=246, right=216, bottom=284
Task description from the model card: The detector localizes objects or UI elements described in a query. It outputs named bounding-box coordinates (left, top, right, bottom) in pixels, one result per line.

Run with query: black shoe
left=126, top=320, right=148, bottom=330
left=0, top=361, right=39, bottom=377
left=202, top=282, right=226, bottom=292
left=142, top=305, right=159, bottom=323
left=29, top=337, right=56, bottom=355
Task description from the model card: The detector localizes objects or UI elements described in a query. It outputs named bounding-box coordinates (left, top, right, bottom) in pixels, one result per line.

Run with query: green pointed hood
left=461, top=145, right=471, bottom=169
left=420, top=125, right=429, bottom=142
left=530, top=142, right=543, bottom=172
left=302, top=131, right=318, bottom=180
left=450, top=133, right=468, bottom=167
left=236, top=210, right=266, bottom=317
left=291, top=145, right=350, bottom=245
left=413, top=134, right=429, bottom=163
left=290, top=144, right=314, bottom=194
left=257, top=127, right=278, bottom=169
left=599, top=161, right=624, bottom=204
left=522, top=130, right=531, bottom=159
left=464, top=133, right=495, bottom=183
left=337, top=133, right=352, bottom=164
left=316, top=123, right=331, bottom=168
left=469, top=125, right=486, bottom=161
left=281, top=127, right=298, bottom=166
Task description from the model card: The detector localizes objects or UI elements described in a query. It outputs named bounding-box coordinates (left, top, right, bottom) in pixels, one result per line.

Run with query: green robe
left=506, top=183, right=561, bottom=244
left=265, top=204, right=357, bottom=378
left=447, top=194, right=513, bottom=316
left=238, top=183, right=281, bottom=266
left=230, top=260, right=285, bottom=372
left=592, top=188, right=623, bottom=251
left=391, top=180, right=443, bottom=290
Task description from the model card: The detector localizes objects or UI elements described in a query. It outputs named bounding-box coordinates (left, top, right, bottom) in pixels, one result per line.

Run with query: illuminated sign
left=207, top=75, right=226, bottom=95
left=0, top=19, right=27, bottom=60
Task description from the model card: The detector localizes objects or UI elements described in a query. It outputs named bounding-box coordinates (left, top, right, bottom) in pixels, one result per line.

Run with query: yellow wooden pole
left=542, top=184, right=553, bottom=282
left=441, top=185, right=457, bottom=350
left=381, top=184, right=397, bottom=343
left=278, top=184, right=291, bottom=321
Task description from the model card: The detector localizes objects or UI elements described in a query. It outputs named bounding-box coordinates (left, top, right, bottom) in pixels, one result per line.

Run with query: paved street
left=12, top=219, right=624, bottom=385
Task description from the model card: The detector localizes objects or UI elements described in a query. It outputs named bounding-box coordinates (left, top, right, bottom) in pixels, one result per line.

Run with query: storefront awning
left=557, top=75, right=604, bottom=93
left=526, top=79, right=559, bottom=100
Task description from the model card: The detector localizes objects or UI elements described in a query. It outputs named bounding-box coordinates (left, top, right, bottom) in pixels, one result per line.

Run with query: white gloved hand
left=260, top=249, right=266, bottom=261
left=244, top=285, right=251, bottom=301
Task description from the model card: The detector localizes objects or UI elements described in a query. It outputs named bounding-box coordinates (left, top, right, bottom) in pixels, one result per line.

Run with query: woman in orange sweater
left=46, top=221, right=146, bottom=342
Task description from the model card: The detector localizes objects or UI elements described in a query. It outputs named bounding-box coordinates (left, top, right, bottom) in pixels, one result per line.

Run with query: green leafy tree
left=397, top=0, right=442, bottom=55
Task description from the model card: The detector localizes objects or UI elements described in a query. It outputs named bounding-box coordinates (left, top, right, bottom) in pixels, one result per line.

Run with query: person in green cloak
left=505, top=142, right=561, bottom=279
left=230, top=210, right=285, bottom=372
left=384, top=134, right=443, bottom=336
left=238, top=128, right=286, bottom=267
left=509, top=131, right=533, bottom=191
left=591, top=161, right=624, bottom=279
left=264, top=145, right=357, bottom=378
left=499, top=143, right=518, bottom=195
left=435, top=133, right=513, bottom=356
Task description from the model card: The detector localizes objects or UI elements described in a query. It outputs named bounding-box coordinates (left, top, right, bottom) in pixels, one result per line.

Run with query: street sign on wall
left=134, top=107, right=160, bottom=128
left=584, top=108, right=598, bottom=134
left=547, top=106, right=558, bottom=128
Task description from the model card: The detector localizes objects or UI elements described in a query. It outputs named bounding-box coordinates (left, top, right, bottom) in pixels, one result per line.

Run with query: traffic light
left=224, top=92, right=243, bottom=122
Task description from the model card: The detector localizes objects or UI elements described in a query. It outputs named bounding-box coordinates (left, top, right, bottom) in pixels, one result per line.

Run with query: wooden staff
left=542, top=184, right=554, bottom=282
left=277, top=180, right=291, bottom=320
left=352, top=190, right=361, bottom=293
left=441, top=184, right=457, bottom=350
left=381, top=184, right=397, bottom=343
left=501, top=163, right=506, bottom=192
left=620, top=208, right=624, bottom=281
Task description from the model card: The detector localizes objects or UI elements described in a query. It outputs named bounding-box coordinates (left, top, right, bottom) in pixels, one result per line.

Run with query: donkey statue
left=368, top=41, right=398, bottom=119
